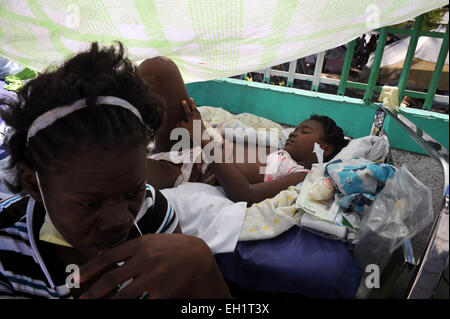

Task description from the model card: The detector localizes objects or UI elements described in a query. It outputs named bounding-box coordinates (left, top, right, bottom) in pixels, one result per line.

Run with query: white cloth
left=330, top=135, right=390, bottom=163
left=199, top=106, right=286, bottom=149
left=161, top=183, right=246, bottom=254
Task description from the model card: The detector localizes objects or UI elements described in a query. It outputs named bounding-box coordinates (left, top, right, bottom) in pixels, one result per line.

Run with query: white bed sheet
left=161, top=182, right=247, bottom=254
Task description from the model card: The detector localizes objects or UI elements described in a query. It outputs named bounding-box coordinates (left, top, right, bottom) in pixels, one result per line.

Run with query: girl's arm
left=211, top=162, right=307, bottom=205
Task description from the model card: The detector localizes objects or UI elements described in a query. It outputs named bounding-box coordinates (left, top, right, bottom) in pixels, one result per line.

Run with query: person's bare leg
left=137, top=57, right=190, bottom=153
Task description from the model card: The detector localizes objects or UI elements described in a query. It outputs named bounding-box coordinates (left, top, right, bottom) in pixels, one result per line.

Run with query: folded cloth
left=239, top=186, right=303, bottom=241
left=161, top=183, right=247, bottom=254
left=325, top=157, right=396, bottom=213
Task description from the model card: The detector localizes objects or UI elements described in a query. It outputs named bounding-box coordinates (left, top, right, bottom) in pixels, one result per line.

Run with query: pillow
left=329, top=135, right=390, bottom=163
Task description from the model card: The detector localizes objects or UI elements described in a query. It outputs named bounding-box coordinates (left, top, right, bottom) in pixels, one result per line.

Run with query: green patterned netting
left=0, top=0, right=446, bottom=82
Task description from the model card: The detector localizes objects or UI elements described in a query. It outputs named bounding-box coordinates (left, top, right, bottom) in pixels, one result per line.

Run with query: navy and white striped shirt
left=0, top=184, right=178, bottom=299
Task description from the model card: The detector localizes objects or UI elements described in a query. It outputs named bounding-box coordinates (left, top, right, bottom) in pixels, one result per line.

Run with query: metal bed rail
left=374, top=103, right=449, bottom=299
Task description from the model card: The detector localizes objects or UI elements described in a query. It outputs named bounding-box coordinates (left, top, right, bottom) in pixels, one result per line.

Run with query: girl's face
left=283, top=120, right=333, bottom=165
left=35, top=143, right=148, bottom=259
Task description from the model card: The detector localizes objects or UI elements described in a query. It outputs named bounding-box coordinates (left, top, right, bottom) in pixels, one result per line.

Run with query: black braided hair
left=308, top=114, right=349, bottom=161
left=0, top=42, right=165, bottom=193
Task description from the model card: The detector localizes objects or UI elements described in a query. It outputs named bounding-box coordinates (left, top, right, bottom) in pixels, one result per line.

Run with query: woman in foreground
left=0, top=43, right=230, bottom=299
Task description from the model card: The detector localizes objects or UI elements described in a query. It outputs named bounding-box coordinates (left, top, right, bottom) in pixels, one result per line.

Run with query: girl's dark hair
left=0, top=42, right=165, bottom=193
left=309, top=114, right=349, bottom=161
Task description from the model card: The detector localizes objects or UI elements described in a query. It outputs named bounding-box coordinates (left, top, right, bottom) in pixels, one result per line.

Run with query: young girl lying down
left=176, top=99, right=349, bottom=205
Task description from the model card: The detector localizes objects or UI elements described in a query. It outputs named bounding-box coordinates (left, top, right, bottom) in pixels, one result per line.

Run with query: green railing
left=242, top=13, right=449, bottom=111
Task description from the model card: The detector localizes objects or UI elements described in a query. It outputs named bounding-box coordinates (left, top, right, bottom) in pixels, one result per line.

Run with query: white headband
left=26, top=96, right=144, bottom=145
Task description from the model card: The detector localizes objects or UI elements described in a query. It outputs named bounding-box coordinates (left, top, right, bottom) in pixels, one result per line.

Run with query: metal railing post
left=397, top=15, right=424, bottom=105
left=263, top=67, right=271, bottom=83
left=423, top=23, right=449, bottom=110
left=287, top=60, right=296, bottom=87
left=363, top=27, right=388, bottom=103
left=338, top=39, right=356, bottom=96
left=311, top=51, right=325, bottom=91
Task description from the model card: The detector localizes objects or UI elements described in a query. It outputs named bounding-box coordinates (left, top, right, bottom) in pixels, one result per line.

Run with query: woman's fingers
left=181, top=100, right=192, bottom=119
left=80, top=260, right=139, bottom=299
left=185, top=97, right=202, bottom=118
left=189, top=97, right=196, bottom=111
left=181, top=97, right=202, bottom=121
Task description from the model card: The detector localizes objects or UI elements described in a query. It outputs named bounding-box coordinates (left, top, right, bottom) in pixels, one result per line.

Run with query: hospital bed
left=208, top=104, right=448, bottom=299
left=151, top=100, right=445, bottom=299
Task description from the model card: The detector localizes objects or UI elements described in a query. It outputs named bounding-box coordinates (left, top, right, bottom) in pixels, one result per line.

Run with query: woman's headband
left=26, top=96, right=144, bottom=145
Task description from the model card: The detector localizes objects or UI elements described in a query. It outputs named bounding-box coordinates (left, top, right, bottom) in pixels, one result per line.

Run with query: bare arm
left=146, top=158, right=182, bottom=190
left=211, top=161, right=307, bottom=205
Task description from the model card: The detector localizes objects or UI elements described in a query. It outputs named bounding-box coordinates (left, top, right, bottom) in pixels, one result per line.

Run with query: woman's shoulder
left=134, top=184, right=178, bottom=235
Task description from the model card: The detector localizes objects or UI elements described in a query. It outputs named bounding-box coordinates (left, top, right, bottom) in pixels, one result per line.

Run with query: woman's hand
left=176, top=98, right=208, bottom=146
left=78, top=234, right=230, bottom=299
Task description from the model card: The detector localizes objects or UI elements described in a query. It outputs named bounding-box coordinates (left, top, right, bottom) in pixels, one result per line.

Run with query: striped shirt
left=0, top=184, right=178, bottom=299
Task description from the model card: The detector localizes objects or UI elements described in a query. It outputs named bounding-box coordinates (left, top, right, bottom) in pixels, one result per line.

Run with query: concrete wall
left=187, top=78, right=449, bottom=154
